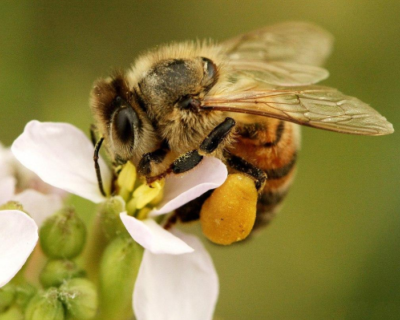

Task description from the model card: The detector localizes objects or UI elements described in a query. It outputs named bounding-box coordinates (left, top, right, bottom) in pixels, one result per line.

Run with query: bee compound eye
left=201, top=57, right=217, bottom=80
left=114, top=107, right=139, bottom=143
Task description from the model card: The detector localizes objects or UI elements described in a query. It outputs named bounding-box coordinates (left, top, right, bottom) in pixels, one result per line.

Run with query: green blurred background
left=1, top=1, right=399, bottom=319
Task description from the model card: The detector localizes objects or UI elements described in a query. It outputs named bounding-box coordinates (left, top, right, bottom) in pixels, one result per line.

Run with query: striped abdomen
left=229, top=115, right=300, bottom=229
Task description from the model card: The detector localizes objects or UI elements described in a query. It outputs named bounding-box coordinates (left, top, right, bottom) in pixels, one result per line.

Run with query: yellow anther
left=136, top=207, right=151, bottom=220
left=117, top=161, right=137, bottom=192
left=132, top=179, right=165, bottom=209
left=126, top=197, right=137, bottom=216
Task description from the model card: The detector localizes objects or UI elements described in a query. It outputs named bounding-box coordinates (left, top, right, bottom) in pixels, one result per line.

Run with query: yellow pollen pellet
left=200, top=173, right=257, bottom=245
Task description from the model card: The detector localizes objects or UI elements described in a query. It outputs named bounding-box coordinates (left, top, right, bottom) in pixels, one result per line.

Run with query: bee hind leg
left=223, top=150, right=267, bottom=192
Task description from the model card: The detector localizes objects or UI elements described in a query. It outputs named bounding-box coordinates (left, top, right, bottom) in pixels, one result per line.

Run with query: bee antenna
left=90, top=124, right=97, bottom=146
left=93, top=137, right=107, bottom=197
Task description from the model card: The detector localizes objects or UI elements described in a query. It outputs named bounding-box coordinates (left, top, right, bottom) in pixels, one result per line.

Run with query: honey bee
left=90, top=22, right=393, bottom=233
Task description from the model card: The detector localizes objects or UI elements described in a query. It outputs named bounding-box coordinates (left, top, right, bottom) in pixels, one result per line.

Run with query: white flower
left=0, top=144, right=63, bottom=288
left=0, top=143, right=66, bottom=197
left=0, top=210, right=38, bottom=287
left=12, top=120, right=227, bottom=320
left=0, top=143, right=64, bottom=224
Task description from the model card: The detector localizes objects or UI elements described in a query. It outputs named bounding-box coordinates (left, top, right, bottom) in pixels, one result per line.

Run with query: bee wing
left=202, top=86, right=394, bottom=136
left=228, top=60, right=329, bottom=86
left=221, top=21, right=334, bottom=67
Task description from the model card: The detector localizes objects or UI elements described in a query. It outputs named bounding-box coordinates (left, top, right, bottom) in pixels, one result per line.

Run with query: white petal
left=0, top=176, right=16, bottom=205
left=134, top=230, right=219, bottom=320
left=11, top=121, right=111, bottom=203
left=120, top=213, right=193, bottom=254
left=12, top=190, right=63, bottom=226
left=0, top=145, right=15, bottom=180
left=150, top=157, right=227, bottom=216
left=0, top=143, right=67, bottom=198
left=0, top=210, right=38, bottom=287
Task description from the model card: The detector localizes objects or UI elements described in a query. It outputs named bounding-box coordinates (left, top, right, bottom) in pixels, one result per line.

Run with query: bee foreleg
left=224, top=150, right=267, bottom=191
left=146, top=118, right=236, bottom=183
left=171, top=117, right=236, bottom=173
left=138, top=142, right=170, bottom=176
left=146, top=149, right=204, bottom=184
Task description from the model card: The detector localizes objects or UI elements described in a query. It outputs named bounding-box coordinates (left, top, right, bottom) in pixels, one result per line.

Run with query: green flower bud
left=0, top=306, right=23, bottom=320
left=59, top=279, right=98, bottom=319
left=98, top=196, right=128, bottom=240
left=99, top=236, right=143, bottom=320
left=25, top=288, right=64, bottom=320
left=14, top=282, right=37, bottom=312
left=39, top=207, right=87, bottom=259
left=40, top=260, right=85, bottom=288
left=0, top=201, right=24, bottom=211
left=0, top=284, right=16, bottom=313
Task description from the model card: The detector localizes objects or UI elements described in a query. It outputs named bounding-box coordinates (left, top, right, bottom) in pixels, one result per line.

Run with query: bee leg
left=146, top=118, right=236, bottom=184
left=224, top=150, right=267, bottom=192
left=171, top=117, right=236, bottom=173
left=199, top=117, right=236, bottom=154
left=146, top=149, right=203, bottom=184
left=138, top=141, right=170, bottom=176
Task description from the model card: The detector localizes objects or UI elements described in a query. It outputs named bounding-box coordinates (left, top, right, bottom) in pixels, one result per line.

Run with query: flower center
left=116, top=161, right=164, bottom=219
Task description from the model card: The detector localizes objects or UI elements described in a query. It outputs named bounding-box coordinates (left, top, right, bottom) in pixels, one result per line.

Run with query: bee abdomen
left=254, top=190, right=287, bottom=229
left=229, top=117, right=300, bottom=230
left=264, top=152, right=297, bottom=180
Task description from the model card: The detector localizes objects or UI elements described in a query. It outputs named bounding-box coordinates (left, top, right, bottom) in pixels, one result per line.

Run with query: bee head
left=130, top=55, right=223, bottom=154
left=90, top=72, right=159, bottom=164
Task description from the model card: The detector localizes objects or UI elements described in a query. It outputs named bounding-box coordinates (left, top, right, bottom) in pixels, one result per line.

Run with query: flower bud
left=98, top=196, right=128, bottom=240
left=14, top=282, right=37, bottom=311
left=39, top=259, right=85, bottom=288
left=25, top=288, right=64, bottom=320
left=59, top=278, right=98, bottom=319
left=99, top=236, right=143, bottom=320
left=0, top=201, right=24, bottom=211
left=39, top=207, right=87, bottom=259
left=200, top=173, right=257, bottom=245
left=0, top=283, right=15, bottom=313
left=0, top=306, right=23, bottom=319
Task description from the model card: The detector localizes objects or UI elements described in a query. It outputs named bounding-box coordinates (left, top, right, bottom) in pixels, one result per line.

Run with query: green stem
left=82, top=214, right=108, bottom=282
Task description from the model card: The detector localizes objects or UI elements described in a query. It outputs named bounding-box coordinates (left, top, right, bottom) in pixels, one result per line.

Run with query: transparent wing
left=202, top=87, right=394, bottom=136
left=228, top=60, right=329, bottom=86
left=221, top=21, right=334, bottom=66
